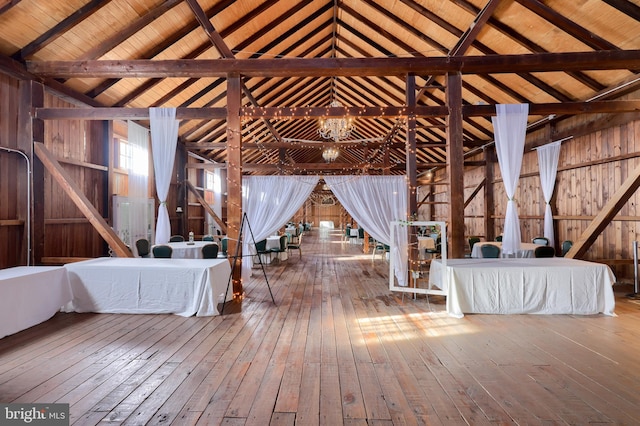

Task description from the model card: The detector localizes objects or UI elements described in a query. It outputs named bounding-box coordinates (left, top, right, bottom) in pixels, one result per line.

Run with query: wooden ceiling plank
left=13, top=0, right=112, bottom=60
left=0, top=0, right=20, bottom=16
left=515, top=0, right=619, bottom=51
left=601, top=0, right=640, bottom=20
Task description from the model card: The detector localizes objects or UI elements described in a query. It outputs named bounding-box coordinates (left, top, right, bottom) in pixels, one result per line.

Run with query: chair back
left=561, top=240, right=573, bottom=257
left=169, top=235, right=184, bottom=242
left=255, top=239, right=268, bottom=253
left=202, top=234, right=214, bottom=241
left=279, top=235, right=287, bottom=251
left=358, top=228, right=365, bottom=239
left=135, top=238, right=150, bottom=257
left=152, top=245, right=173, bottom=258
left=201, top=243, right=219, bottom=259
left=495, top=235, right=503, bottom=242
left=468, top=236, right=480, bottom=251
left=532, top=236, right=550, bottom=246
left=534, top=245, right=555, bottom=258
left=221, top=237, right=228, bottom=256
left=481, top=244, right=501, bottom=258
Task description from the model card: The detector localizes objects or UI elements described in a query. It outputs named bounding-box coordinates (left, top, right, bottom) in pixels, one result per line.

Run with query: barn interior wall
left=457, top=90, right=640, bottom=282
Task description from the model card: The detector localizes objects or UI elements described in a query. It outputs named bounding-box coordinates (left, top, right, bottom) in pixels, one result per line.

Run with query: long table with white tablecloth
left=428, top=258, right=616, bottom=318
left=63, top=257, right=233, bottom=316
left=0, top=266, right=72, bottom=338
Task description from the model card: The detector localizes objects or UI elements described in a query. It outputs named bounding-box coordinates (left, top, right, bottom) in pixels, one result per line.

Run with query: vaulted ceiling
left=1, top=0, right=639, bottom=175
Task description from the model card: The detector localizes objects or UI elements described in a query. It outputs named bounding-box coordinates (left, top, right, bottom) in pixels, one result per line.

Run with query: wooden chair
left=169, top=235, right=184, bottom=242
left=532, top=236, right=550, bottom=246
left=201, top=243, right=219, bottom=259
left=481, top=244, right=501, bottom=258
left=152, top=245, right=173, bottom=258
left=135, top=238, right=150, bottom=258
left=534, top=245, right=556, bottom=258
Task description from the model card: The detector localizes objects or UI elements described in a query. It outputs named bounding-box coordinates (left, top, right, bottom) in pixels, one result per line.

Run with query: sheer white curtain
left=127, top=121, right=150, bottom=254
left=149, top=107, right=179, bottom=245
left=492, top=104, right=529, bottom=256
left=324, top=175, right=408, bottom=287
left=241, top=176, right=319, bottom=281
left=536, top=141, right=561, bottom=248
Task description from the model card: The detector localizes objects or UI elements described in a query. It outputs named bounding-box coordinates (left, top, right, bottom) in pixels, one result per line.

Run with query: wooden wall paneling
left=34, top=142, right=132, bottom=258
left=1, top=75, right=22, bottom=267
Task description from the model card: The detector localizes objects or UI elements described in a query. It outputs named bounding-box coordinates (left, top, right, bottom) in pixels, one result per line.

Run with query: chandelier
left=322, top=147, right=339, bottom=163
left=318, top=100, right=355, bottom=142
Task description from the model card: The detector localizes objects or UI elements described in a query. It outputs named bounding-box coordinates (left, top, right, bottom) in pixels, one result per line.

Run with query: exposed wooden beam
left=35, top=107, right=227, bottom=120
left=464, top=178, right=485, bottom=209
left=34, top=99, right=639, bottom=122
left=26, top=50, right=640, bottom=78
left=565, top=162, right=640, bottom=259
left=450, top=0, right=500, bottom=56
left=33, top=142, right=132, bottom=258
left=185, top=181, right=227, bottom=234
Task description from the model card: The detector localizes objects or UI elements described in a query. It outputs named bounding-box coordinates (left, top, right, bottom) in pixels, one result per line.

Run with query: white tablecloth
left=0, top=266, right=72, bottom=339
left=429, top=258, right=616, bottom=318
left=471, top=241, right=542, bottom=258
left=153, top=241, right=214, bottom=259
left=63, top=258, right=233, bottom=316
left=319, top=221, right=334, bottom=229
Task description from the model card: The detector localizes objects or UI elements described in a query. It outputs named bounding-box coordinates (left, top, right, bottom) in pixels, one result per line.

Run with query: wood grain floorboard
left=2, top=229, right=640, bottom=424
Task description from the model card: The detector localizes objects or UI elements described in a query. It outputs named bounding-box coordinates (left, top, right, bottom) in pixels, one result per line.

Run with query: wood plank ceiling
left=0, top=0, right=639, bottom=175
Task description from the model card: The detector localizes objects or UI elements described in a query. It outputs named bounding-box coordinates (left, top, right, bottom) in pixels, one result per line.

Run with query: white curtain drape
left=536, top=140, right=561, bottom=248
left=241, top=176, right=319, bottom=281
left=324, top=175, right=408, bottom=287
left=492, top=104, right=529, bottom=256
left=127, top=121, right=150, bottom=254
left=149, top=107, right=179, bottom=245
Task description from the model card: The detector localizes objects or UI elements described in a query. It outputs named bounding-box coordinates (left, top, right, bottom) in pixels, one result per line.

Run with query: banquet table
left=471, top=241, right=542, bottom=258
left=0, top=266, right=72, bottom=338
left=63, top=257, right=233, bottom=316
left=153, top=241, right=214, bottom=259
left=428, top=258, right=616, bottom=318
left=262, top=236, right=287, bottom=263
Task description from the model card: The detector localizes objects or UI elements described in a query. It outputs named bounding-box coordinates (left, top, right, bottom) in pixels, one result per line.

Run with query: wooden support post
left=484, top=147, right=496, bottom=241
left=446, top=72, right=465, bottom=258
left=21, top=81, right=44, bottom=265
left=227, top=74, right=243, bottom=295
left=406, top=74, right=419, bottom=271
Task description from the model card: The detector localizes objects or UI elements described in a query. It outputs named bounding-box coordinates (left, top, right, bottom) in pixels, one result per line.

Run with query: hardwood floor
left=2, top=229, right=640, bottom=425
